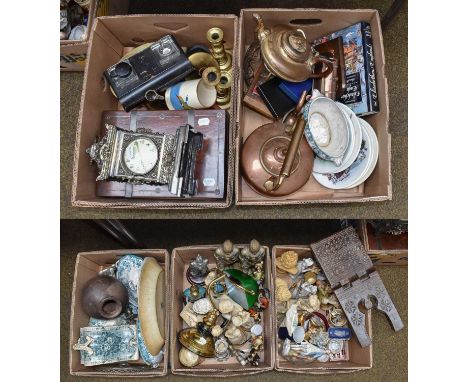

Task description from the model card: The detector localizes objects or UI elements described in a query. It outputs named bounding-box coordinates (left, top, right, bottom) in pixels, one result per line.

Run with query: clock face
left=123, top=138, right=159, bottom=175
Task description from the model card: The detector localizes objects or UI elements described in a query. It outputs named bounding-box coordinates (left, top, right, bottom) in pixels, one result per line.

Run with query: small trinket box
left=171, top=244, right=274, bottom=376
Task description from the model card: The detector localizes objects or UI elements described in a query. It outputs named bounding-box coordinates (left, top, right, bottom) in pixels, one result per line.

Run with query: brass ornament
left=253, top=13, right=334, bottom=82
left=177, top=310, right=218, bottom=358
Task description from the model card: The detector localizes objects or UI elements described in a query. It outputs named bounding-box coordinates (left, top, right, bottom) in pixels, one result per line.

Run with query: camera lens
left=114, top=62, right=132, bottom=78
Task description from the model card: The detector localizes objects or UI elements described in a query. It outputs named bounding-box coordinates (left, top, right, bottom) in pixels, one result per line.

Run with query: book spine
left=361, top=22, right=379, bottom=113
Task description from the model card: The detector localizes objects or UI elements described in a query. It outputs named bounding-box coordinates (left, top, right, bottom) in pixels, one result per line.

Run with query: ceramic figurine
left=204, top=270, right=217, bottom=285
left=214, top=240, right=240, bottom=269
left=231, top=310, right=251, bottom=327
left=285, top=303, right=298, bottom=336
left=81, top=275, right=129, bottom=320
left=252, top=261, right=265, bottom=281
left=179, top=347, right=201, bottom=367
left=187, top=254, right=209, bottom=285
left=276, top=251, right=298, bottom=274
left=211, top=325, right=224, bottom=337
left=224, top=325, right=248, bottom=345
left=239, top=239, right=265, bottom=274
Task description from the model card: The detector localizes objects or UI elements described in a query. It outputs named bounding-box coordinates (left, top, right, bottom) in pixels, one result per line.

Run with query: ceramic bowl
left=304, top=96, right=350, bottom=166
left=312, top=123, right=372, bottom=190
left=313, top=102, right=362, bottom=174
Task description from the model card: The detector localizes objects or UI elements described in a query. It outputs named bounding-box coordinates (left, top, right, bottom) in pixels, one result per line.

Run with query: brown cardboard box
left=69, top=249, right=170, bottom=377
left=170, top=245, right=274, bottom=376
left=72, top=14, right=238, bottom=209
left=358, top=220, right=408, bottom=265
left=236, top=9, right=391, bottom=205
left=60, top=0, right=130, bottom=71
left=272, top=245, right=373, bottom=373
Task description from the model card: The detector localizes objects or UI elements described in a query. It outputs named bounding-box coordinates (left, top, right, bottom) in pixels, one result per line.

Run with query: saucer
left=304, top=96, right=349, bottom=165
left=344, top=118, right=379, bottom=189
left=312, top=123, right=373, bottom=189
left=313, top=102, right=362, bottom=174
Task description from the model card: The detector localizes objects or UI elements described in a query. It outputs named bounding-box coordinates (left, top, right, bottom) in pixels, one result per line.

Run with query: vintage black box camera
left=104, top=35, right=194, bottom=111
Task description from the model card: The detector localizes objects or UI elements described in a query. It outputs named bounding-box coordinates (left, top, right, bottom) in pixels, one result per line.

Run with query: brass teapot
left=253, top=14, right=333, bottom=82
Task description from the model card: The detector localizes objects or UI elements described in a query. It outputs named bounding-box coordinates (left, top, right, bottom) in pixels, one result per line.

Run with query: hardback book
left=313, top=22, right=379, bottom=116
left=96, top=110, right=227, bottom=200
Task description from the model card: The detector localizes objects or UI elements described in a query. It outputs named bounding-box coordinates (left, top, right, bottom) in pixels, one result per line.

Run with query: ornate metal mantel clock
left=86, top=123, right=203, bottom=197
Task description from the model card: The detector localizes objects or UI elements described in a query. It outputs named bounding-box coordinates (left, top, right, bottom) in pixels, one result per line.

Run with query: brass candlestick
left=207, top=27, right=232, bottom=74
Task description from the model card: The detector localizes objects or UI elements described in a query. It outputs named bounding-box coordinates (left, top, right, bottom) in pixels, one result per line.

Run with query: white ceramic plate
left=312, top=125, right=373, bottom=190
left=313, top=102, right=362, bottom=174
left=344, top=118, right=379, bottom=189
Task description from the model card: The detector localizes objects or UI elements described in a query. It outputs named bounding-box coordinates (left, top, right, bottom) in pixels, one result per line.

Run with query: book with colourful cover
left=313, top=22, right=379, bottom=116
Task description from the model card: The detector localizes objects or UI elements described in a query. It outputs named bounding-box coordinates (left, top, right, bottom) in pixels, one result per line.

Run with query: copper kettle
left=254, top=13, right=334, bottom=82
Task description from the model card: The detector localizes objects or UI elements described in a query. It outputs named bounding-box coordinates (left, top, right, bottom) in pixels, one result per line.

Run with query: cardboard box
left=69, top=249, right=170, bottom=377
left=358, top=220, right=408, bottom=265
left=170, top=245, right=274, bottom=376
left=60, top=0, right=130, bottom=71
left=72, top=14, right=238, bottom=208
left=236, top=8, right=391, bottom=205
left=271, top=245, right=373, bottom=373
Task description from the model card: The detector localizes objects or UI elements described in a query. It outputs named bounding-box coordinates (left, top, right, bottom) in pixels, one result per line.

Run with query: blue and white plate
left=116, top=254, right=144, bottom=314
left=312, top=124, right=372, bottom=189
left=313, top=102, right=362, bottom=174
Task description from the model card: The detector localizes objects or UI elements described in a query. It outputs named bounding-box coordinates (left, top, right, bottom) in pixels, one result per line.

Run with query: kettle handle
left=308, top=55, right=335, bottom=79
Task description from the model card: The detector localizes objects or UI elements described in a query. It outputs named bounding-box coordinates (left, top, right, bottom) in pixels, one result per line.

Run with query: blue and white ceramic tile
left=74, top=324, right=139, bottom=366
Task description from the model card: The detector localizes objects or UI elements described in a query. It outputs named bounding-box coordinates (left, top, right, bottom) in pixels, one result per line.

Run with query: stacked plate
left=303, top=93, right=379, bottom=189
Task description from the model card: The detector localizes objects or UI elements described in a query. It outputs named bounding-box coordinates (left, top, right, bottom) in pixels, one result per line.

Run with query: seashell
left=218, top=298, right=234, bottom=314
left=204, top=271, right=217, bottom=285
left=275, top=278, right=288, bottom=288
left=211, top=325, right=224, bottom=337
left=276, top=285, right=292, bottom=302
left=192, top=298, right=213, bottom=315
left=285, top=303, right=298, bottom=336
left=308, top=294, right=321, bottom=311
left=179, top=347, right=200, bottom=367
